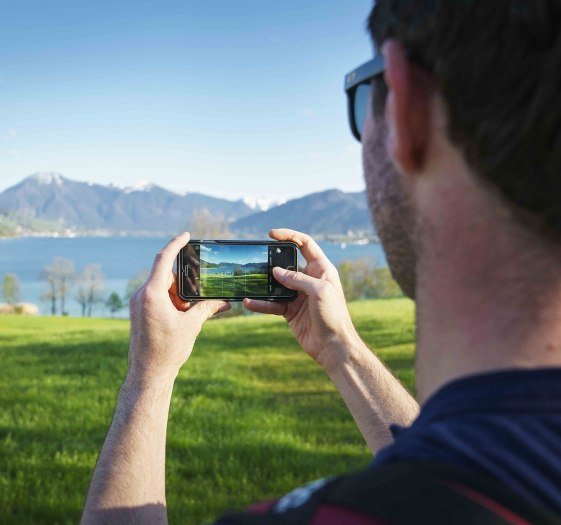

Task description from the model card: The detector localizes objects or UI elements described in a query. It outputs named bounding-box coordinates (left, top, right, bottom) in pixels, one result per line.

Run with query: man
left=82, top=1, right=561, bottom=523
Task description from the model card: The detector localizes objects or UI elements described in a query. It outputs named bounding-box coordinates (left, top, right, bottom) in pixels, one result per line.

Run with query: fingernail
left=273, top=266, right=287, bottom=277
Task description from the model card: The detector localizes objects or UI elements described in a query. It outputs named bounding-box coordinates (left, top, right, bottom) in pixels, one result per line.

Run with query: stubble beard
left=362, top=117, right=418, bottom=299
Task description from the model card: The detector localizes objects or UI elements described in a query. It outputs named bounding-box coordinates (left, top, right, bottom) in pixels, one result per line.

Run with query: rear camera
left=286, top=265, right=295, bottom=271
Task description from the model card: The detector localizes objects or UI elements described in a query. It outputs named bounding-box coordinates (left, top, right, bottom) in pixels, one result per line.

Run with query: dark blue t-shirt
left=372, top=368, right=561, bottom=515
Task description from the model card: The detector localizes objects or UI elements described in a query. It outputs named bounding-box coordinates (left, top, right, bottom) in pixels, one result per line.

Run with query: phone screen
left=178, top=241, right=298, bottom=301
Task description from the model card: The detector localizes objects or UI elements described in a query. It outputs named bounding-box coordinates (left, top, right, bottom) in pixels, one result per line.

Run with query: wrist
left=123, top=368, right=177, bottom=398
left=127, top=338, right=182, bottom=391
left=317, top=329, right=367, bottom=376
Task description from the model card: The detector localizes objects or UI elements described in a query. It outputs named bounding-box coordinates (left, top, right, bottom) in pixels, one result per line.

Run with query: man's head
left=359, top=0, right=561, bottom=298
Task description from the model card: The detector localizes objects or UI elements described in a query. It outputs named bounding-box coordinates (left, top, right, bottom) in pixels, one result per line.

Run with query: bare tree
left=2, top=274, right=20, bottom=309
left=56, top=259, right=75, bottom=315
left=76, top=286, right=88, bottom=317
left=41, top=257, right=75, bottom=316
left=125, top=269, right=150, bottom=301
left=76, top=264, right=106, bottom=317
left=41, top=264, right=58, bottom=315
left=187, top=209, right=232, bottom=239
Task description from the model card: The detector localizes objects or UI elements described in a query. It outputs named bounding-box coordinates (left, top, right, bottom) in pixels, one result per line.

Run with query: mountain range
left=0, top=173, right=375, bottom=238
left=232, top=189, right=373, bottom=236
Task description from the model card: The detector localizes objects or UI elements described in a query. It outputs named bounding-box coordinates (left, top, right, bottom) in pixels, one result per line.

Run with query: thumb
left=272, top=267, right=321, bottom=296
left=186, top=300, right=231, bottom=324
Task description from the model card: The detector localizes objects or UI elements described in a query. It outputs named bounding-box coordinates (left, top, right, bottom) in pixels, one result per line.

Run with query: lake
left=0, top=236, right=387, bottom=316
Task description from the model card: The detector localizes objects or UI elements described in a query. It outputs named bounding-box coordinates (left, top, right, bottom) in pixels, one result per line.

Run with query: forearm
left=323, top=335, right=419, bottom=455
left=81, top=373, right=175, bottom=525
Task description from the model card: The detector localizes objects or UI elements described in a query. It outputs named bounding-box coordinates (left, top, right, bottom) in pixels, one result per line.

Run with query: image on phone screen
left=178, top=242, right=298, bottom=301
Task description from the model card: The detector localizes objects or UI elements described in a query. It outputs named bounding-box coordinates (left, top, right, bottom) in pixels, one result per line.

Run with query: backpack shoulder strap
left=216, top=460, right=561, bottom=525
left=328, top=461, right=561, bottom=525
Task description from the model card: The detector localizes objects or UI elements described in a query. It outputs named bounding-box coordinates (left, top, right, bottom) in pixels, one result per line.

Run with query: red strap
left=247, top=501, right=277, bottom=515
left=311, top=504, right=390, bottom=525
left=449, top=482, right=533, bottom=525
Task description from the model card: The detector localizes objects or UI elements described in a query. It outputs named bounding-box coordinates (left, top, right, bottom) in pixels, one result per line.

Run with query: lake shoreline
left=0, top=236, right=387, bottom=317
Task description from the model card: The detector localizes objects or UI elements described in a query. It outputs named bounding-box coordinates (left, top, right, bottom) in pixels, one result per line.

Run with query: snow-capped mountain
left=0, top=173, right=253, bottom=234
left=28, top=172, right=65, bottom=186
left=242, top=196, right=287, bottom=212
left=0, top=173, right=375, bottom=237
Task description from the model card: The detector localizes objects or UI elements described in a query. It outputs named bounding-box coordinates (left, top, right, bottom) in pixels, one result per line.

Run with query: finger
left=186, top=300, right=230, bottom=322
left=269, top=229, right=330, bottom=266
left=169, top=274, right=191, bottom=312
left=149, top=232, right=191, bottom=287
left=273, top=266, right=322, bottom=296
left=243, top=298, right=288, bottom=316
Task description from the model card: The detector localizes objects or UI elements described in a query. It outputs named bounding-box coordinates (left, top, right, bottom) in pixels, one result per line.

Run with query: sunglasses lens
left=353, top=83, right=371, bottom=140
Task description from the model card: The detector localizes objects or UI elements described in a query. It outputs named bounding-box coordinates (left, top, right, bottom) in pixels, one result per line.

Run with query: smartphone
left=177, top=240, right=298, bottom=301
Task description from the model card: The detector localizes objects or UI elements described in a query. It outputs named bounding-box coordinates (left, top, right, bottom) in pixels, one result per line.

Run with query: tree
left=41, top=257, right=75, bottom=316
left=76, top=264, right=106, bottom=317
left=125, top=269, right=150, bottom=301
left=55, top=258, right=75, bottom=315
left=337, top=259, right=403, bottom=301
left=105, top=292, right=124, bottom=318
left=372, top=268, right=403, bottom=299
left=187, top=208, right=232, bottom=239
left=41, top=266, right=58, bottom=316
left=2, top=274, right=20, bottom=308
left=75, top=286, right=87, bottom=318
left=338, top=258, right=378, bottom=301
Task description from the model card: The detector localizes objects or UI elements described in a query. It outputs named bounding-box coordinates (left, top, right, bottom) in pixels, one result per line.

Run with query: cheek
left=362, top=114, right=390, bottom=183
left=361, top=113, right=377, bottom=174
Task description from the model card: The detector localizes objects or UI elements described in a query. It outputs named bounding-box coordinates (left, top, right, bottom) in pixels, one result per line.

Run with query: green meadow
left=0, top=298, right=415, bottom=525
left=200, top=272, right=269, bottom=297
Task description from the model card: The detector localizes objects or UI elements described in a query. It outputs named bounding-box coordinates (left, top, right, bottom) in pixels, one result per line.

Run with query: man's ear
left=383, top=39, right=432, bottom=174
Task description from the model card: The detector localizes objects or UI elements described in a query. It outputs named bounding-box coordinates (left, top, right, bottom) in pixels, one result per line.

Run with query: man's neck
left=413, top=196, right=561, bottom=404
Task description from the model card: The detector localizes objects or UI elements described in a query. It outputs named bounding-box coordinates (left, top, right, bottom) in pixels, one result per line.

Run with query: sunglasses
left=344, top=54, right=385, bottom=142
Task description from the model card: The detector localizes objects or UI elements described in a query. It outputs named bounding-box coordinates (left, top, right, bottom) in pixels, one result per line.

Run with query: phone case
left=177, top=240, right=298, bottom=302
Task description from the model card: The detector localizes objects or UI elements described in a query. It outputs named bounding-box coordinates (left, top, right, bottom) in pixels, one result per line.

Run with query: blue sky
left=0, top=1, right=374, bottom=200
left=200, top=244, right=268, bottom=265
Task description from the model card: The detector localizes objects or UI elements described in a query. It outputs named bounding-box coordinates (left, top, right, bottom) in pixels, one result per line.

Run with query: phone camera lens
left=276, top=248, right=282, bottom=253
left=286, top=265, right=295, bottom=271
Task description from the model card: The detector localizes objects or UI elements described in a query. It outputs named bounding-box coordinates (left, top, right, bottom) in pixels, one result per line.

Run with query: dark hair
left=369, top=1, right=561, bottom=234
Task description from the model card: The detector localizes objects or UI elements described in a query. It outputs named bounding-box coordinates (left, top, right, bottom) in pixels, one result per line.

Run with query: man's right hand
left=243, top=228, right=361, bottom=372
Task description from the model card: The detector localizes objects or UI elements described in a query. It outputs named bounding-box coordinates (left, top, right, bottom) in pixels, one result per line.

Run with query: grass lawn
left=200, top=272, right=269, bottom=297
left=0, top=298, right=415, bottom=525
